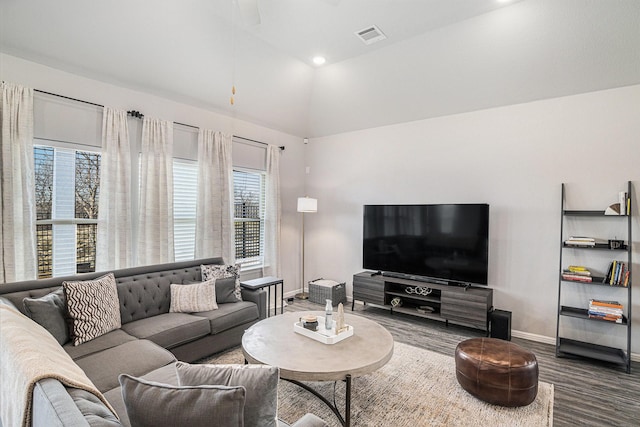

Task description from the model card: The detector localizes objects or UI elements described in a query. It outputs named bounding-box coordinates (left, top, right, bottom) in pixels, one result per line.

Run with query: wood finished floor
left=282, top=299, right=640, bottom=427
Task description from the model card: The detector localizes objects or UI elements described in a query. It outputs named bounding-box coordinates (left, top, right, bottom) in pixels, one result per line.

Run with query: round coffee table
left=242, top=311, right=394, bottom=426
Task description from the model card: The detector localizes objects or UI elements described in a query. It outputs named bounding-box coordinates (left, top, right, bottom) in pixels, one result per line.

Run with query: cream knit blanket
left=0, top=304, right=118, bottom=426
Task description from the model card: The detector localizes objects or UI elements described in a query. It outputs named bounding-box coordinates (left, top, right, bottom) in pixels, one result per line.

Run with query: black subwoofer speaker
left=490, top=309, right=512, bottom=341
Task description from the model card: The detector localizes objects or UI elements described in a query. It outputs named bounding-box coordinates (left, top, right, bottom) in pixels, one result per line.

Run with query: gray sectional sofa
left=0, top=258, right=325, bottom=427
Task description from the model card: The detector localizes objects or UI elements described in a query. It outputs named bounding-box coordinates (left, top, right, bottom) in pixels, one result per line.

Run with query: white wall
left=0, top=53, right=308, bottom=296
left=304, top=85, right=640, bottom=353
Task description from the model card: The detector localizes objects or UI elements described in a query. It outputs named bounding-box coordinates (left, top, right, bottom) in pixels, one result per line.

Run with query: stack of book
left=561, top=265, right=592, bottom=282
left=588, top=299, right=623, bottom=323
left=564, top=236, right=596, bottom=247
left=604, top=260, right=630, bottom=286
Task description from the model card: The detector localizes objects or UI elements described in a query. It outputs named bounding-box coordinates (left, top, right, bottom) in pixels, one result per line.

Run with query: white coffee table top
left=242, top=311, right=394, bottom=382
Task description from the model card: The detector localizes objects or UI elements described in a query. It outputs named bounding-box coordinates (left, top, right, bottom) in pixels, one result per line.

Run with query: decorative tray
left=293, top=316, right=354, bottom=345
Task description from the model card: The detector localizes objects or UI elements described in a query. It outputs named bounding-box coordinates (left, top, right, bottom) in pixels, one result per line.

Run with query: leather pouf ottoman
left=455, top=337, right=539, bottom=407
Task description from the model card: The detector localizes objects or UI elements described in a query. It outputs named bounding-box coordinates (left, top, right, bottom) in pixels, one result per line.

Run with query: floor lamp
left=296, top=197, right=317, bottom=300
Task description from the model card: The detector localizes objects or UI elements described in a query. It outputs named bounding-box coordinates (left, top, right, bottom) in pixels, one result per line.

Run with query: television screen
left=363, top=204, right=489, bottom=285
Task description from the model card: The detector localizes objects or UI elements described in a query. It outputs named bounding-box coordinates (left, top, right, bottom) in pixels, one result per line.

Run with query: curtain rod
left=34, top=89, right=104, bottom=108
left=130, top=110, right=284, bottom=151
left=32, top=89, right=285, bottom=151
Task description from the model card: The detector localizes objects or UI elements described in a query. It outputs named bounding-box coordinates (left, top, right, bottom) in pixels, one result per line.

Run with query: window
left=173, top=160, right=198, bottom=261
left=34, top=145, right=101, bottom=278
left=233, top=169, right=265, bottom=269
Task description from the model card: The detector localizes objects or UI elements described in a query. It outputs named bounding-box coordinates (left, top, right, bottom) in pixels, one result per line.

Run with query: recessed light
left=312, top=56, right=326, bottom=66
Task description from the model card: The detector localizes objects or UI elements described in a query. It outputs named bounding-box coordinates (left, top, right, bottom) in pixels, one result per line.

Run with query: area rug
left=203, top=342, right=554, bottom=427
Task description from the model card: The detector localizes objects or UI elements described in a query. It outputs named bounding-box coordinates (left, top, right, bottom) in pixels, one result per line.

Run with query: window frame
left=33, top=141, right=101, bottom=278
left=233, top=167, right=266, bottom=271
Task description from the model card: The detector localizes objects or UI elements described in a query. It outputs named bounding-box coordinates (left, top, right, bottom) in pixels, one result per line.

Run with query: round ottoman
left=455, top=337, right=538, bottom=407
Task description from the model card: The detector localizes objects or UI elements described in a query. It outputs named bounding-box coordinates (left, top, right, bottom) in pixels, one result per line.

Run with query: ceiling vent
left=354, top=25, right=387, bottom=45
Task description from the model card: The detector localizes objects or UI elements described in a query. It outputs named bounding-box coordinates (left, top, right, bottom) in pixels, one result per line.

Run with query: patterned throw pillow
left=63, top=273, right=121, bottom=346
left=169, top=281, right=218, bottom=313
left=201, top=264, right=242, bottom=301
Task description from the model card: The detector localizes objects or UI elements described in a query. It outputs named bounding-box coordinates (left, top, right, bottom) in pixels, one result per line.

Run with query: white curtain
left=96, top=108, right=132, bottom=271
left=137, top=117, right=174, bottom=266
left=195, top=130, right=233, bottom=263
left=263, top=145, right=281, bottom=277
left=0, top=82, right=36, bottom=283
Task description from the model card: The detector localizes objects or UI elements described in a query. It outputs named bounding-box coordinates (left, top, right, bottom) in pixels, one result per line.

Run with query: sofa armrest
left=241, top=288, right=267, bottom=320
left=289, top=413, right=330, bottom=427
left=0, top=296, right=17, bottom=309
left=32, top=379, right=90, bottom=427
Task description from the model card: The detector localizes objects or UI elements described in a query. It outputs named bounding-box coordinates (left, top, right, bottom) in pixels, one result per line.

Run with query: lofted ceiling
left=1, top=0, right=639, bottom=138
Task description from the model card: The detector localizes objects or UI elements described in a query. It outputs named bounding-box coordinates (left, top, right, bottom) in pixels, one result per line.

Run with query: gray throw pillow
left=185, top=277, right=238, bottom=304
left=23, top=288, right=69, bottom=345
left=118, top=374, right=245, bottom=427
left=64, top=273, right=121, bottom=346
left=201, top=264, right=243, bottom=301
left=214, top=277, right=240, bottom=304
left=176, top=362, right=279, bottom=427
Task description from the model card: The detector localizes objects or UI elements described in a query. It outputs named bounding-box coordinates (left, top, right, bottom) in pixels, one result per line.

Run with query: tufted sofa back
left=0, top=258, right=225, bottom=322
left=117, top=266, right=210, bottom=323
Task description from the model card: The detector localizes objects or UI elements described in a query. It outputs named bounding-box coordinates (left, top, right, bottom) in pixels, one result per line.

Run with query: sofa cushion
left=64, top=329, right=138, bottom=361
left=64, top=273, right=121, bottom=346
left=118, top=374, right=245, bottom=427
left=22, top=288, right=69, bottom=345
left=120, top=313, right=211, bottom=349
left=177, top=362, right=279, bottom=427
left=169, top=281, right=217, bottom=313
left=74, top=339, right=176, bottom=392
left=196, top=301, right=259, bottom=334
left=201, top=264, right=242, bottom=301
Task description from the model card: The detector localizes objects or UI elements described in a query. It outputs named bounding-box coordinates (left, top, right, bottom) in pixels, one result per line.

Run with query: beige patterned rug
left=202, top=341, right=554, bottom=427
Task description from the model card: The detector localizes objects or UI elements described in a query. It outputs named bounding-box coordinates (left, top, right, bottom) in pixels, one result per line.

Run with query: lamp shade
left=297, top=197, right=318, bottom=213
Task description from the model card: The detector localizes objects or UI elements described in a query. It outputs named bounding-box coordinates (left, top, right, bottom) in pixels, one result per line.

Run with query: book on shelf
left=603, top=261, right=628, bottom=286
left=588, top=314, right=623, bottom=323
left=562, top=273, right=592, bottom=282
left=564, top=239, right=596, bottom=247
left=568, top=265, right=590, bottom=273
left=589, top=299, right=623, bottom=309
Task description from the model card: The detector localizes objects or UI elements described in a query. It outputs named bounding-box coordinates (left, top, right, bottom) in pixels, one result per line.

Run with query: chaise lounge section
left=0, top=258, right=325, bottom=426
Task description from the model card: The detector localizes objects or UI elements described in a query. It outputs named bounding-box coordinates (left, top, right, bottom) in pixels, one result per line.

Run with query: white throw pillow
left=169, top=281, right=218, bottom=313
left=63, top=273, right=121, bottom=346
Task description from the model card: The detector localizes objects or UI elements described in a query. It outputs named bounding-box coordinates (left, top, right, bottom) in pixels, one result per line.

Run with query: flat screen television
left=363, top=204, right=489, bottom=286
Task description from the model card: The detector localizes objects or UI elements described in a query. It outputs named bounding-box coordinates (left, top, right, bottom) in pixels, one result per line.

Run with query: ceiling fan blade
left=237, top=0, right=261, bottom=25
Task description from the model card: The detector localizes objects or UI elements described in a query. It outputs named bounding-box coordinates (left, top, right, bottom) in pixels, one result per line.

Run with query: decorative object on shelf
left=604, top=191, right=630, bottom=215
left=295, top=197, right=318, bottom=300
left=324, top=299, right=333, bottom=330
left=405, top=286, right=433, bottom=296
left=336, top=303, right=347, bottom=334
left=608, top=239, right=624, bottom=250
left=390, top=297, right=402, bottom=308
left=416, top=306, right=435, bottom=314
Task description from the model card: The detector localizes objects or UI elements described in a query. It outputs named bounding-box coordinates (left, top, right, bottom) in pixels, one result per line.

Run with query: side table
left=240, top=276, right=284, bottom=317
